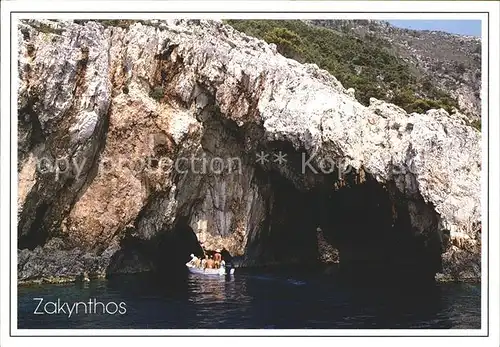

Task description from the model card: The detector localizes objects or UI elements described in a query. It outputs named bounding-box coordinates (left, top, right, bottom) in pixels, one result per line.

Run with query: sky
left=387, top=20, right=481, bottom=37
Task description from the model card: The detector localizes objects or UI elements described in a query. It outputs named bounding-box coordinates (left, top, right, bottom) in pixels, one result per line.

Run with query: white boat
left=185, top=262, right=235, bottom=276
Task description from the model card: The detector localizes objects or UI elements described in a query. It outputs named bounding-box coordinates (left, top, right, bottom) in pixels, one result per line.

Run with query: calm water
left=18, top=267, right=481, bottom=329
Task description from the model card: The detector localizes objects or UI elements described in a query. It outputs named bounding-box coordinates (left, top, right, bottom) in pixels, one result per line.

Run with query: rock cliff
left=17, top=19, right=481, bottom=284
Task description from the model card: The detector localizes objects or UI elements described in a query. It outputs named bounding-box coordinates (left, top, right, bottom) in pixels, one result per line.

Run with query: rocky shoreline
left=17, top=19, right=481, bottom=285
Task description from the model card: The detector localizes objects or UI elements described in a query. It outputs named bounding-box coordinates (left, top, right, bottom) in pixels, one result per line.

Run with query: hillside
left=17, top=19, right=480, bottom=284
left=226, top=20, right=481, bottom=128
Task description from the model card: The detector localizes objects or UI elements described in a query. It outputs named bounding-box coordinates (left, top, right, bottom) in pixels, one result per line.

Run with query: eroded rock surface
left=17, top=19, right=481, bottom=283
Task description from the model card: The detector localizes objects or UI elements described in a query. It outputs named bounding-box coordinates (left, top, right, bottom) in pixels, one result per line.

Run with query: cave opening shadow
left=256, top=167, right=443, bottom=285
left=316, top=176, right=442, bottom=285
left=106, top=215, right=205, bottom=282
left=152, top=216, right=205, bottom=275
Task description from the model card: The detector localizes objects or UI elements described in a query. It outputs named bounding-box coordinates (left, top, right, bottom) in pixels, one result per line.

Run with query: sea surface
left=18, top=267, right=481, bottom=329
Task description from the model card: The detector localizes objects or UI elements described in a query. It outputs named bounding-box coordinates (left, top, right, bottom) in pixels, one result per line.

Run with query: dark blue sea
left=18, top=267, right=481, bottom=329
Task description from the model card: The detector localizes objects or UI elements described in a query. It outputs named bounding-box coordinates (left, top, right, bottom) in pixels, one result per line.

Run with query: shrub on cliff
left=263, top=27, right=304, bottom=61
left=150, top=86, right=165, bottom=101
left=470, top=119, right=481, bottom=131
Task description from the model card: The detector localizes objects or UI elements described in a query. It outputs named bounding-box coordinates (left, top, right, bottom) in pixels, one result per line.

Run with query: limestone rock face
left=17, top=19, right=481, bottom=283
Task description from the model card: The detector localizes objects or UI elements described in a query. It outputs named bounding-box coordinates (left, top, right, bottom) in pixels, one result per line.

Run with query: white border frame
left=1, top=1, right=498, bottom=346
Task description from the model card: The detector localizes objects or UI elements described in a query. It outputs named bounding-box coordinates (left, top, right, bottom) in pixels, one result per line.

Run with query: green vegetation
left=263, top=27, right=304, bottom=61
left=226, top=20, right=459, bottom=114
left=35, top=22, right=64, bottom=35
left=150, top=86, right=165, bottom=101
left=96, top=20, right=139, bottom=29
left=469, top=119, right=481, bottom=132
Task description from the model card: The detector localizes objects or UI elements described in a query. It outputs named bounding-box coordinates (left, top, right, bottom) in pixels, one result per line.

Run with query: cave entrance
left=257, top=168, right=443, bottom=283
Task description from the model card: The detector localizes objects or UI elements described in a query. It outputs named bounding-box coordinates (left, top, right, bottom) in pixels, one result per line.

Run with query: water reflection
left=17, top=269, right=480, bottom=329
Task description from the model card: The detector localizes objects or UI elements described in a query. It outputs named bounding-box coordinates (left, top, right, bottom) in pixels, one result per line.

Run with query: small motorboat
left=186, top=262, right=234, bottom=276
left=185, top=254, right=235, bottom=276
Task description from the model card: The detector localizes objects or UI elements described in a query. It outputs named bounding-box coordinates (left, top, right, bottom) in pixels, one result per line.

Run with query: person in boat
left=206, top=255, right=215, bottom=269
left=214, top=249, right=222, bottom=269
left=194, top=255, right=201, bottom=268
left=201, top=254, right=208, bottom=269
